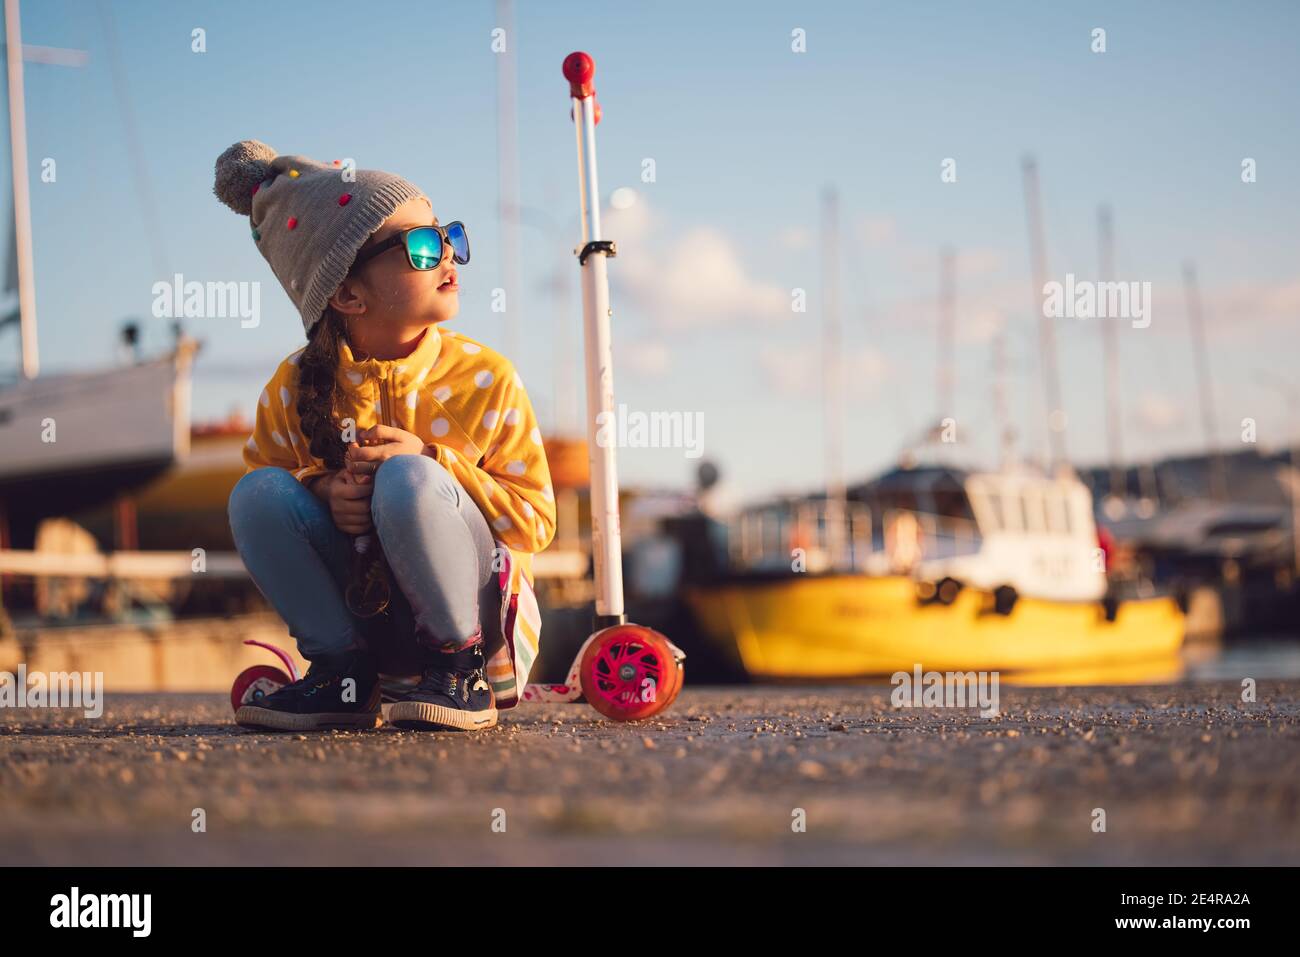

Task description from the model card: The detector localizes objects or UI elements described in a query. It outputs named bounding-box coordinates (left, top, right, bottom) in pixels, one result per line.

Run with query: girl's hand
left=326, top=467, right=375, bottom=535
left=345, top=425, right=426, bottom=479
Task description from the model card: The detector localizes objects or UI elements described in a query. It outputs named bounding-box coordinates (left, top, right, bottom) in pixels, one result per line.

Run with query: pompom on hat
left=213, top=139, right=428, bottom=335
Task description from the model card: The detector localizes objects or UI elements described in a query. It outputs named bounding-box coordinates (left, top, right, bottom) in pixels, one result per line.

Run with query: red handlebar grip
left=563, top=51, right=595, bottom=99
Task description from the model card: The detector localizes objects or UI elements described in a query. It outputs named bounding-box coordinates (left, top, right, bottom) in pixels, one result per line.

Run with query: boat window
left=1046, top=494, right=1069, bottom=534
left=983, top=491, right=1004, bottom=531
left=932, top=486, right=975, bottom=521
left=1023, top=488, right=1047, bottom=533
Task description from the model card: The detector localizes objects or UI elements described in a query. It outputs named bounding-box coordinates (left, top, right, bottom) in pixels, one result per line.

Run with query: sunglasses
left=353, top=221, right=470, bottom=272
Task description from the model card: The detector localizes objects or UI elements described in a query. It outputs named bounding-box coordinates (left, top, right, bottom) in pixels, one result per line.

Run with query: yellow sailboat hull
left=685, top=575, right=1185, bottom=680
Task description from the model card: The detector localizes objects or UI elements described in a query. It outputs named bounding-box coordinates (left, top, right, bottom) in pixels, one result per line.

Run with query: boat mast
left=1021, top=156, right=1067, bottom=472
left=1097, top=205, right=1124, bottom=500
left=821, top=186, right=847, bottom=567
left=937, top=245, right=955, bottom=431
left=1182, top=261, right=1227, bottom=501
left=991, top=334, right=1015, bottom=469
left=5, top=0, right=37, bottom=379
left=495, top=0, right=520, bottom=359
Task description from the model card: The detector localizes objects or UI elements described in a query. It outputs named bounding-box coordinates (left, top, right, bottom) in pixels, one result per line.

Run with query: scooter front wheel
left=579, top=625, right=683, bottom=721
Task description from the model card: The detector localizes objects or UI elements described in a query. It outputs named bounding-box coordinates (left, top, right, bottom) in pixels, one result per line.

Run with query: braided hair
left=295, top=304, right=348, bottom=471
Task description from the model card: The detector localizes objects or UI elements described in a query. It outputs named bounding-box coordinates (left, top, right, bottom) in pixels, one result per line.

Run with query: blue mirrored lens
left=405, top=227, right=443, bottom=270
left=446, top=222, right=470, bottom=264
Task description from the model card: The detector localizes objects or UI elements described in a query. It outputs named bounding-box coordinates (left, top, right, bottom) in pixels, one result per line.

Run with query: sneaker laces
left=415, top=647, right=488, bottom=698
left=267, top=666, right=335, bottom=702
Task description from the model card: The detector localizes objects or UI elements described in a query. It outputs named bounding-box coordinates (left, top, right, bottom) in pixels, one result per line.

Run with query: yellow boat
left=684, top=465, right=1186, bottom=680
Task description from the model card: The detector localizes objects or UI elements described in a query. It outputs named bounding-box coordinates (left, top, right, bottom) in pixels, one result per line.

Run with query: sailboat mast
left=938, top=246, right=955, bottom=427
left=5, top=0, right=37, bottom=379
left=1021, top=156, right=1067, bottom=471
left=1183, top=261, right=1227, bottom=501
left=1098, top=205, right=1124, bottom=498
left=992, top=334, right=1014, bottom=469
left=821, top=186, right=846, bottom=566
left=495, top=0, right=520, bottom=359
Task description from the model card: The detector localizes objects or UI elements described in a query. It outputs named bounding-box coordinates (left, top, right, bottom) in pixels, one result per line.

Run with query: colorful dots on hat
left=338, top=193, right=352, bottom=206
left=286, top=216, right=298, bottom=230
left=289, top=169, right=300, bottom=178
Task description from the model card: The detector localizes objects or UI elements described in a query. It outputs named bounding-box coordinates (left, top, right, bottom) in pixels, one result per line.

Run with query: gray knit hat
left=213, top=139, right=428, bottom=335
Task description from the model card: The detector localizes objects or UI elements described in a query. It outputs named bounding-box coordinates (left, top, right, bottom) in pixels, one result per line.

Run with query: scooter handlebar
left=563, top=51, right=595, bottom=98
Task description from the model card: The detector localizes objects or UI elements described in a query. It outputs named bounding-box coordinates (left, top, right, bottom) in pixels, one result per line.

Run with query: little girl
left=216, top=140, right=555, bottom=733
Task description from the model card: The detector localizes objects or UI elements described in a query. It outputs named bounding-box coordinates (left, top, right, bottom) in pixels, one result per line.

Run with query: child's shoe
left=235, top=648, right=381, bottom=731
left=388, top=642, right=498, bottom=731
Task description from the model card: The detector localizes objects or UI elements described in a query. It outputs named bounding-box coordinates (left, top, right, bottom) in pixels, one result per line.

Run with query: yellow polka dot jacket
left=241, top=323, right=554, bottom=706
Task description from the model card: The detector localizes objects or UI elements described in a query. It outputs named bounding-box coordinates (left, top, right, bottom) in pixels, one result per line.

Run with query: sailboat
left=682, top=169, right=1186, bottom=681
left=0, top=0, right=199, bottom=552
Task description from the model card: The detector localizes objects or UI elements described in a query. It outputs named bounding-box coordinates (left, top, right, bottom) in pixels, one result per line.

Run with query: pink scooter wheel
left=579, top=625, right=683, bottom=721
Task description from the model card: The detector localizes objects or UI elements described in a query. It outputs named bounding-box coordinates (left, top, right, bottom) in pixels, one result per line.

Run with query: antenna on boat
left=937, top=245, right=956, bottom=434
left=820, top=186, right=848, bottom=567
left=1182, top=261, right=1227, bottom=501
left=4, top=0, right=89, bottom=379
left=991, top=334, right=1016, bottom=470
left=1097, top=205, right=1125, bottom=502
left=5, top=0, right=37, bottom=379
left=1020, top=156, right=1068, bottom=474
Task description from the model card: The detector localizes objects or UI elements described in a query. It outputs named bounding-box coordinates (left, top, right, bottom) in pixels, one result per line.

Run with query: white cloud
left=781, top=225, right=812, bottom=250
left=758, top=342, right=888, bottom=399
left=618, top=338, right=671, bottom=377
left=604, top=199, right=790, bottom=327
left=856, top=216, right=897, bottom=247
left=1211, top=278, right=1300, bottom=328
left=1132, top=391, right=1186, bottom=433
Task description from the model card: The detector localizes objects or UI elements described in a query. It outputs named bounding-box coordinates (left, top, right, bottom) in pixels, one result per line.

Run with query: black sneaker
left=388, top=643, right=498, bottom=731
left=235, top=648, right=381, bottom=731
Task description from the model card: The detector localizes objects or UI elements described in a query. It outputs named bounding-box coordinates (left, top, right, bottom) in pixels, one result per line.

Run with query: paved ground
left=1, top=681, right=1297, bottom=865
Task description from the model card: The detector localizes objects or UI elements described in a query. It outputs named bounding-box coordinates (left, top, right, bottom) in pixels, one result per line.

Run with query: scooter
left=231, top=51, right=685, bottom=723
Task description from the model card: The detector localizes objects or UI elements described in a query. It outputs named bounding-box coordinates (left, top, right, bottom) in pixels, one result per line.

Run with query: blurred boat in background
left=0, top=329, right=201, bottom=550
left=682, top=463, right=1185, bottom=680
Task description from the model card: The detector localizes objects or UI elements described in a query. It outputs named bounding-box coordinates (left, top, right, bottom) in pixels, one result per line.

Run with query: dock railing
left=727, top=503, right=982, bottom=575
left=729, top=500, right=875, bottom=573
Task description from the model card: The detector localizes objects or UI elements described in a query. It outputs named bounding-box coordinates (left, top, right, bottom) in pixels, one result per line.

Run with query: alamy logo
left=50, top=887, right=151, bottom=937
left=595, top=404, right=704, bottom=458
left=152, top=273, right=261, bottom=328
left=0, top=666, right=103, bottom=718
left=1042, top=273, right=1151, bottom=329
left=891, top=665, right=1000, bottom=717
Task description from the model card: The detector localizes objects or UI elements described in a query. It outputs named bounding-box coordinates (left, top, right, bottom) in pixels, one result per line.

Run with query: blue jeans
left=228, top=455, right=501, bottom=666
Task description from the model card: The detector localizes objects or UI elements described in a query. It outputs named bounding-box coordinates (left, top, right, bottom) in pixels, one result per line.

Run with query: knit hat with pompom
left=213, top=140, right=428, bottom=336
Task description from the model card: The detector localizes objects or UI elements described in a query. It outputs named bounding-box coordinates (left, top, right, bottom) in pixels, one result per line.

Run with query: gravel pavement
left=2, top=682, right=1296, bottom=865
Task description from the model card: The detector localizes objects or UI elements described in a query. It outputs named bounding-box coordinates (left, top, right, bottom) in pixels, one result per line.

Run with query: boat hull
left=684, top=574, right=1185, bottom=679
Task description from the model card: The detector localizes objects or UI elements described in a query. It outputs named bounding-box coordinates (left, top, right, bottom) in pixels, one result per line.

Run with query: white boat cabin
left=726, top=465, right=1107, bottom=603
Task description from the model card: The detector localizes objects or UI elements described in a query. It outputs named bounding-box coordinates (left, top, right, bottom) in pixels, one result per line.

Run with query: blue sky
left=9, top=0, right=1300, bottom=503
